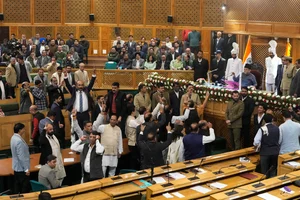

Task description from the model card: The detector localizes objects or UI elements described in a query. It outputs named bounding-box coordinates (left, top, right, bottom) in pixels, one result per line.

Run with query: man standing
left=151, top=83, right=170, bottom=110
left=47, top=77, right=65, bottom=108
left=75, top=63, right=90, bottom=86
left=92, top=95, right=105, bottom=122
left=225, top=91, right=244, bottom=150
left=39, top=124, right=66, bottom=182
left=125, top=35, right=136, bottom=59
left=93, top=115, right=123, bottom=177
left=253, top=103, right=267, bottom=135
left=265, top=40, right=282, bottom=92
left=38, top=155, right=61, bottom=189
left=16, top=55, right=32, bottom=84
left=193, top=50, right=209, bottom=81
left=240, top=87, right=255, bottom=147
left=169, top=82, right=183, bottom=116
left=0, top=70, right=11, bottom=99
left=180, top=84, right=201, bottom=115
left=279, top=111, right=300, bottom=154
left=253, top=114, right=281, bottom=178
left=20, top=82, right=32, bottom=114
left=37, top=50, right=51, bottom=68
left=51, top=66, right=65, bottom=91
left=188, top=30, right=201, bottom=55
left=45, top=57, right=60, bottom=81
left=79, top=35, right=90, bottom=64
left=134, top=83, right=151, bottom=113
left=64, top=68, right=96, bottom=129
left=66, top=33, right=74, bottom=48
left=39, top=111, right=56, bottom=135
left=281, top=56, right=295, bottom=96
left=5, top=57, right=18, bottom=98
left=290, top=59, right=300, bottom=97
left=33, top=68, right=48, bottom=92
left=225, top=43, right=243, bottom=81
left=211, top=50, right=226, bottom=82
left=32, top=80, right=47, bottom=110
left=214, top=31, right=225, bottom=52
left=71, top=132, right=104, bottom=182
left=29, top=105, right=45, bottom=147
left=51, top=94, right=65, bottom=148
left=11, top=123, right=31, bottom=193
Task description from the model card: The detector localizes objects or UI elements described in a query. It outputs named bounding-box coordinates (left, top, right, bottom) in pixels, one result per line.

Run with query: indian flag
left=285, top=38, right=292, bottom=57
left=242, top=35, right=252, bottom=66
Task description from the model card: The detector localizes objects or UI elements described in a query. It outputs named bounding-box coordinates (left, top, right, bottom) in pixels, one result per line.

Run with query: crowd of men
left=5, top=32, right=300, bottom=195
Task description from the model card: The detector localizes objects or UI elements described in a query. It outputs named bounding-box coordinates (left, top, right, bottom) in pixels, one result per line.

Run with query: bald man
left=64, top=68, right=96, bottom=129
left=29, top=105, right=45, bottom=147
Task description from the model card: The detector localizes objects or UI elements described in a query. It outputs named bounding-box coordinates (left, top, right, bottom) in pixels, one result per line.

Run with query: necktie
left=143, top=94, right=145, bottom=100
left=79, top=91, right=83, bottom=112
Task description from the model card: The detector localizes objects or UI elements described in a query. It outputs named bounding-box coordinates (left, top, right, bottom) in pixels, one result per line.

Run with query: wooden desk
left=246, top=184, right=300, bottom=200
left=57, top=190, right=111, bottom=200
left=277, top=151, right=300, bottom=175
left=209, top=170, right=300, bottom=200
left=150, top=172, right=263, bottom=200
left=0, top=149, right=80, bottom=176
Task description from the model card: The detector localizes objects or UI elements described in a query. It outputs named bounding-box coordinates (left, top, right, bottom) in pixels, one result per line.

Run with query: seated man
left=233, top=64, right=257, bottom=88
left=107, top=47, right=119, bottom=63
left=38, top=155, right=61, bottom=189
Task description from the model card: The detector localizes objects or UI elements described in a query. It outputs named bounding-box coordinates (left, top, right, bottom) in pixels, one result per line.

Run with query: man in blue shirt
left=233, top=64, right=257, bottom=88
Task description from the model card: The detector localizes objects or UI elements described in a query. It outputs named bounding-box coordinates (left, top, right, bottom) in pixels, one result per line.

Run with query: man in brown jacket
left=151, top=83, right=170, bottom=110
left=225, top=90, right=244, bottom=150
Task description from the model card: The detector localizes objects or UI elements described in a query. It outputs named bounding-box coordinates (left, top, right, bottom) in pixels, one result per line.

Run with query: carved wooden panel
left=35, top=27, right=54, bottom=38
left=34, top=0, right=61, bottom=23
left=202, top=0, right=224, bottom=27
left=65, top=0, right=90, bottom=23
left=120, top=0, right=143, bottom=24
left=156, top=29, right=175, bottom=41
left=57, top=26, right=76, bottom=40
left=111, top=28, right=131, bottom=40
left=249, top=0, right=300, bottom=23
left=3, top=0, right=30, bottom=23
left=18, top=27, right=33, bottom=39
left=174, top=0, right=200, bottom=26
left=79, top=26, right=99, bottom=40
left=226, top=0, right=247, bottom=21
left=134, top=28, right=153, bottom=41
left=94, top=0, right=117, bottom=24
left=146, top=0, right=171, bottom=25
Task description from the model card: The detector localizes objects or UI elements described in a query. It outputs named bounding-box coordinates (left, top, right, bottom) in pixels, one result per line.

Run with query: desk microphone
left=161, top=160, right=171, bottom=170
left=252, top=165, right=273, bottom=188
left=289, top=149, right=299, bottom=156
left=189, top=158, right=206, bottom=181
left=236, top=163, right=246, bottom=169
left=0, top=189, right=10, bottom=196
left=213, top=164, right=236, bottom=175
left=148, top=165, right=156, bottom=185
left=225, top=186, right=258, bottom=196
left=161, top=161, right=173, bottom=188
left=71, top=191, right=79, bottom=200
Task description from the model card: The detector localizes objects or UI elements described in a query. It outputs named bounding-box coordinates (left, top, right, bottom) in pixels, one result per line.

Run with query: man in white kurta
left=265, top=47, right=282, bottom=92
left=225, top=49, right=243, bottom=81
left=93, top=114, right=123, bottom=177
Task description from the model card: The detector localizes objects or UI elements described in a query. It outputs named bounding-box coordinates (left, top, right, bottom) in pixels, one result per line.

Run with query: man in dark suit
left=240, top=87, right=255, bottom=148
left=47, top=77, right=65, bottom=109
left=166, top=47, right=180, bottom=63
left=0, top=70, right=11, bottom=99
left=253, top=103, right=267, bottom=135
left=223, top=34, right=236, bottom=59
left=193, top=50, right=209, bottom=81
left=156, top=55, right=170, bottom=70
left=214, top=31, right=225, bottom=52
left=92, top=95, right=105, bottom=122
left=65, top=65, right=75, bottom=93
left=64, top=68, right=96, bottom=129
left=125, top=35, right=137, bottom=59
left=290, top=59, right=300, bottom=97
left=39, top=111, right=56, bottom=135
left=169, top=82, right=183, bottom=116
left=51, top=94, right=65, bottom=148
left=211, top=50, right=226, bottom=82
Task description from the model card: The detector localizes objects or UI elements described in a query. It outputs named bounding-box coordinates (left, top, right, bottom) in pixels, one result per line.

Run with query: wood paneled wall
left=0, top=0, right=299, bottom=61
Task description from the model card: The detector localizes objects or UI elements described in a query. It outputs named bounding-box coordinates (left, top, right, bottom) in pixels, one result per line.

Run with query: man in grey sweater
left=38, top=154, right=61, bottom=189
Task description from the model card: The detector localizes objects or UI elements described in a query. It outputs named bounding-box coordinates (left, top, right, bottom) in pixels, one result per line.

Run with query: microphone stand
left=225, top=186, right=258, bottom=196
left=252, top=166, right=273, bottom=188
left=0, top=189, right=10, bottom=196
left=148, top=157, right=156, bottom=184
left=189, top=158, right=206, bottom=181
left=161, top=161, right=173, bottom=188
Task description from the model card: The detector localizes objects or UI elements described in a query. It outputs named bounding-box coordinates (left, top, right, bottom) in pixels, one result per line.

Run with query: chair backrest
left=105, top=61, right=117, bottom=69
left=0, top=154, right=8, bottom=159
left=119, top=169, right=137, bottom=174
left=30, top=180, right=48, bottom=192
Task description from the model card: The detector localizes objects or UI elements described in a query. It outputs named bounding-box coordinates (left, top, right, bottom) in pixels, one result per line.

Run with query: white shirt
left=174, top=91, right=179, bottom=98
left=0, top=81, right=6, bottom=99
left=171, top=109, right=190, bottom=124
left=70, top=139, right=105, bottom=173
left=166, top=42, right=172, bottom=49
left=265, top=56, right=282, bottom=84
left=40, top=46, right=45, bottom=55
left=225, top=58, right=243, bottom=81
left=67, top=73, right=73, bottom=85
left=74, top=90, right=88, bottom=112
left=136, top=59, right=140, bottom=68
left=257, top=113, right=265, bottom=124
left=161, top=61, right=165, bottom=70
left=203, top=128, right=216, bottom=144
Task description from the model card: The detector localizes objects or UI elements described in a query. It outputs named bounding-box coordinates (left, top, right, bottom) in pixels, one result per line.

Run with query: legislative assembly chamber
left=0, top=0, right=300, bottom=199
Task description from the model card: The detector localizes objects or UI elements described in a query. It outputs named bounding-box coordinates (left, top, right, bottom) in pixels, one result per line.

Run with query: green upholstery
left=105, top=62, right=117, bottom=69
left=210, top=137, right=227, bottom=155
left=119, top=169, right=137, bottom=174
left=30, top=180, right=48, bottom=192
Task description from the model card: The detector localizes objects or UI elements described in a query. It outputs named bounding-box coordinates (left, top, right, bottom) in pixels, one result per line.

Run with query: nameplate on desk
left=136, top=170, right=148, bottom=175
left=216, top=175, right=225, bottom=178
left=256, top=188, right=266, bottom=192
left=111, top=176, right=123, bottom=181
left=10, top=195, right=24, bottom=199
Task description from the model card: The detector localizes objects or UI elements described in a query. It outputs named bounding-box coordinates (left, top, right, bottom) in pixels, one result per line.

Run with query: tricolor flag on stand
left=242, top=36, right=252, bottom=66
left=285, top=38, right=292, bottom=57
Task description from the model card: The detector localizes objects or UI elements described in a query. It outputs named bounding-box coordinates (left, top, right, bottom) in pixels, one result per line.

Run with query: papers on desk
left=279, top=187, right=295, bottom=194
left=257, top=193, right=281, bottom=200
left=284, top=161, right=300, bottom=167
left=172, top=192, right=185, bottom=198
left=190, top=185, right=212, bottom=194
left=209, top=182, right=227, bottom=189
left=195, top=168, right=207, bottom=174
left=240, top=156, right=251, bottom=163
left=64, top=158, right=74, bottom=163
left=153, top=177, right=166, bottom=184
left=162, top=193, right=173, bottom=198
left=169, top=172, right=186, bottom=180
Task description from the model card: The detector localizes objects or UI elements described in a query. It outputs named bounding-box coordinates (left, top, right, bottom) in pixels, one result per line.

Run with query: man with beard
left=51, top=94, right=65, bottom=148
left=183, top=122, right=215, bottom=160
left=169, top=82, right=183, bottom=116
left=225, top=91, right=244, bottom=150
left=71, top=109, right=94, bottom=144
left=192, top=50, right=209, bottom=81
left=47, top=77, right=65, bottom=108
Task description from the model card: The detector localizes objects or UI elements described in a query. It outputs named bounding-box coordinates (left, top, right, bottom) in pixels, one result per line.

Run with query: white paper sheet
left=195, top=168, right=207, bottom=174
left=169, top=172, right=186, bottom=180
left=64, top=158, right=74, bottom=163
left=257, top=193, right=281, bottom=200
left=279, top=187, right=295, bottom=194
left=190, top=186, right=212, bottom=194
left=162, top=193, right=173, bottom=198
left=172, top=192, right=185, bottom=198
left=284, top=161, right=300, bottom=167
left=153, top=177, right=166, bottom=184
left=210, top=182, right=227, bottom=189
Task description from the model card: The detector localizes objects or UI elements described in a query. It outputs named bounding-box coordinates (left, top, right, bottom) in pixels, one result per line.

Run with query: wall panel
left=120, top=0, right=143, bottom=24
left=111, top=27, right=131, bottom=40
left=226, top=0, right=247, bottom=21
left=94, top=0, right=117, bottom=24
left=174, top=0, right=200, bottom=26
left=146, top=0, right=171, bottom=25
left=202, top=0, right=223, bottom=27
left=156, top=29, right=175, bottom=41
left=3, top=0, right=30, bottom=23
left=134, top=28, right=153, bottom=41
left=79, top=26, right=99, bottom=40
left=57, top=26, right=76, bottom=39
left=65, top=0, right=90, bottom=23
left=35, top=27, right=54, bottom=37
left=18, top=27, right=33, bottom=39
left=34, top=0, right=61, bottom=23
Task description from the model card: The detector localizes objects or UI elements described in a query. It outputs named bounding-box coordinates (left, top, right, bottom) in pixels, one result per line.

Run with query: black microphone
left=289, top=149, right=299, bottom=156
left=252, top=165, right=273, bottom=188
left=10, top=192, right=24, bottom=199
left=161, top=160, right=171, bottom=170
left=189, top=158, right=206, bottom=181
left=71, top=191, right=79, bottom=200
left=281, top=171, right=299, bottom=181
left=161, top=161, right=173, bottom=188
left=0, top=189, right=10, bottom=196
left=148, top=166, right=156, bottom=184
left=236, top=163, right=246, bottom=169
left=213, top=164, right=236, bottom=175
left=225, top=186, right=258, bottom=196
